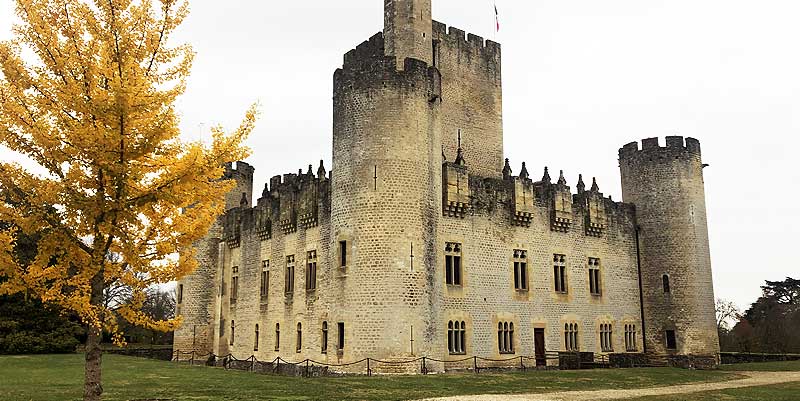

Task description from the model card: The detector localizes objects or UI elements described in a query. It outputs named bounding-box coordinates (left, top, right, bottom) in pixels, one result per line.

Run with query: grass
left=719, top=360, right=800, bottom=372
left=0, top=354, right=748, bottom=401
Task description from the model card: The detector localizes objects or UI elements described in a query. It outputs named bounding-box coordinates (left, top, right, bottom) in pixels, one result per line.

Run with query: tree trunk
left=84, top=324, right=103, bottom=400
left=85, top=269, right=105, bottom=401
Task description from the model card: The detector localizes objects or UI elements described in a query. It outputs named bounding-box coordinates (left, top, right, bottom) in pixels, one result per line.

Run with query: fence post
left=190, top=350, right=195, bottom=366
left=422, top=357, right=427, bottom=375
left=473, top=356, right=478, bottom=373
left=276, top=357, right=280, bottom=374
left=251, top=356, right=256, bottom=372
left=305, top=359, right=310, bottom=378
left=367, top=358, right=371, bottom=377
left=520, top=356, right=524, bottom=370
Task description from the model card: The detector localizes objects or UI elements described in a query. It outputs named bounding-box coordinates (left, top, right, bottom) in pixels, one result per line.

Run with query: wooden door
left=534, top=328, right=546, bottom=367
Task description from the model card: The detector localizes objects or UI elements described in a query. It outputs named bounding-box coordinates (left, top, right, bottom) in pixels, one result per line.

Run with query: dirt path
left=422, top=371, right=800, bottom=401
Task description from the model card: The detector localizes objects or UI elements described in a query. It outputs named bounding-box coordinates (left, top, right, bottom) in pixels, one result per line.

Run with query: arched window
left=600, top=323, right=613, bottom=352
left=625, top=324, right=638, bottom=352
left=230, top=320, right=235, bottom=346
left=497, top=322, right=504, bottom=353
left=663, top=275, right=671, bottom=293
left=448, top=321, right=467, bottom=355
left=322, top=321, right=328, bottom=354
left=565, top=323, right=579, bottom=351
left=254, top=324, right=259, bottom=351
left=296, top=323, right=302, bottom=353
left=448, top=321, right=455, bottom=354
left=275, top=323, right=280, bottom=351
left=459, top=321, right=466, bottom=354
left=509, top=323, right=515, bottom=353
left=498, top=321, right=514, bottom=354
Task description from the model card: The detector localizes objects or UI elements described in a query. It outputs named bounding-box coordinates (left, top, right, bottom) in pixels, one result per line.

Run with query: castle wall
left=432, top=175, right=643, bottom=365
left=433, top=21, right=503, bottom=178
left=174, top=1, right=718, bottom=371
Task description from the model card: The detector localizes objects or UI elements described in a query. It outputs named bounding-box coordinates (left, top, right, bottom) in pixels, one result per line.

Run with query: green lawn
left=720, top=360, right=800, bottom=372
left=0, top=354, right=749, bottom=401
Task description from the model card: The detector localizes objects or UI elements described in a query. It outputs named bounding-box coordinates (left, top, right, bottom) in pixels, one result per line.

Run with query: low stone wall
left=609, top=353, right=648, bottom=368
left=665, top=355, right=719, bottom=370
left=721, top=352, right=800, bottom=365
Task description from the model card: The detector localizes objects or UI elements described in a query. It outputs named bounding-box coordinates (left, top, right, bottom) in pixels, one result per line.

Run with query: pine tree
left=0, top=1, right=256, bottom=399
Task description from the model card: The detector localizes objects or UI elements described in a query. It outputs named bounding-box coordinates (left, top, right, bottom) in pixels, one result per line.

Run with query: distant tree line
left=718, top=277, right=800, bottom=354
left=0, top=214, right=175, bottom=354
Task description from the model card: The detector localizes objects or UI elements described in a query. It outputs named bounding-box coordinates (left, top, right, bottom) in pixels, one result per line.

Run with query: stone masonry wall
left=619, top=137, right=719, bottom=358
left=434, top=171, right=644, bottom=364
left=433, top=21, right=503, bottom=178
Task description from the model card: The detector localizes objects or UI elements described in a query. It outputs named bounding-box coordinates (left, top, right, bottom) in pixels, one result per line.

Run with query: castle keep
left=174, top=0, right=720, bottom=370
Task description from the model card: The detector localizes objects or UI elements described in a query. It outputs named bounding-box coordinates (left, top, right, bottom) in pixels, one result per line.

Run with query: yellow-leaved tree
left=0, top=0, right=256, bottom=399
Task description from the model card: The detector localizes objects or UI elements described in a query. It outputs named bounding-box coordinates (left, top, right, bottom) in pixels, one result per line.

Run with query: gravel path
left=422, top=371, right=800, bottom=401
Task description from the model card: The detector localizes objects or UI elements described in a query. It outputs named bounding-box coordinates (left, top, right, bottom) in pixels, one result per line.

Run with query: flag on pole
left=495, top=3, right=500, bottom=32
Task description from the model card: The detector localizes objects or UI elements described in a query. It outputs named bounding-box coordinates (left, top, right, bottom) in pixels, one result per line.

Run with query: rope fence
left=170, top=349, right=578, bottom=377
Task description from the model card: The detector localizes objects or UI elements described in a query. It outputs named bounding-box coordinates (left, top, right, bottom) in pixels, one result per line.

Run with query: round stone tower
left=174, top=162, right=254, bottom=355
left=619, top=136, right=719, bottom=366
left=330, top=6, right=442, bottom=365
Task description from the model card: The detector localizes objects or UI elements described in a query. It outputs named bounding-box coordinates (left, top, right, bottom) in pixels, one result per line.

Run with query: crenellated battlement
left=432, top=20, right=501, bottom=58
left=221, top=161, right=331, bottom=248
left=619, top=136, right=702, bottom=161
left=335, top=42, right=441, bottom=102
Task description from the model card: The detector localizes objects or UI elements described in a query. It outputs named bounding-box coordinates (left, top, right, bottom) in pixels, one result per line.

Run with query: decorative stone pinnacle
left=519, top=162, right=529, bottom=180
left=455, top=130, right=466, bottom=166
left=591, top=177, right=600, bottom=192
left=542, top=167, right=551, bottom=183
left=557, top=170, right=567, bottom=186
left=317, top=160, right=327, bottom=179
left=307, top=164, right=314, bottom=176
left=577, top=174, right=586, bottom=194
left=502, top=158, right=512, bottom=179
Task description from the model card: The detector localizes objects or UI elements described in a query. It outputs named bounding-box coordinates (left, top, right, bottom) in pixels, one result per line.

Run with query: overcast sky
left=1, top=0, right=798, bottom=311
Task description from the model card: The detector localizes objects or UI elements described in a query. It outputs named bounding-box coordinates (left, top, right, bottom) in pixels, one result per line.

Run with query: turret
left=332, top=30, right=441, bottom=363
left=174, top=160, right=255, bottom=356
left=384, top=0, right=433, bottom=68
left=619, top=136, right=719, bottom=367
left=223, top=161, right=254, bottom=210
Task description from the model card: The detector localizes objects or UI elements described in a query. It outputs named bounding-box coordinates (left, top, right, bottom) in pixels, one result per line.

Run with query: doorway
left=534, top=328, right=546, bottom=367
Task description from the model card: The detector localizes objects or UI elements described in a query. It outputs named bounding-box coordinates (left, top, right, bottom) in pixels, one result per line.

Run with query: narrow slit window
left=296, top=323, right=302, bottom=353
left=322, top=321, right=328, bottom=354
left=254, top=324, right=259, bottom=351
left=339, top=241, right=347, bottom=267
left=275, top=323, right=280, bottom=351
left=337, top=322, right=345, bottom=351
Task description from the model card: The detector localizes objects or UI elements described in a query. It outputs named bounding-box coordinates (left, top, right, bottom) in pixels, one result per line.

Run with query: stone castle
left=174, top=0, right=720, bottom=371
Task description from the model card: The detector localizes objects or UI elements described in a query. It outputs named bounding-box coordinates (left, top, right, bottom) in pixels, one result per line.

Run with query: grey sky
left=1, top=0, right=798, bottom=311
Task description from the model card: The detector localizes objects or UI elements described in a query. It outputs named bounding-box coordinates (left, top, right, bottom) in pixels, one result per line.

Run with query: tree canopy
left=0, top=0, right=256, bottom=399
